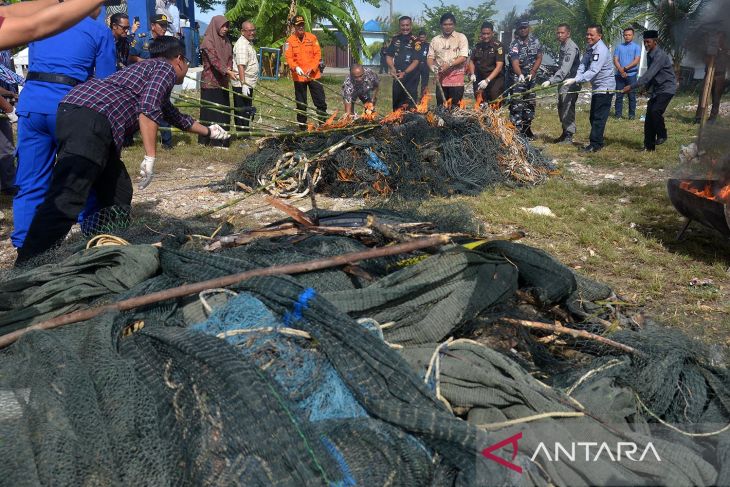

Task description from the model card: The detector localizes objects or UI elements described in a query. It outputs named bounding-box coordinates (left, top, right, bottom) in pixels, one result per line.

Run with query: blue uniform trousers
left=12, top=112, right=57, bottom=247
left=614, top=74, right=637, bottom=118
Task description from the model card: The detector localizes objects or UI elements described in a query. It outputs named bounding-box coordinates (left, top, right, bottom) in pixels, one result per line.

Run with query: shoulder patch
left=414, top=41, right=421, bottom=50
left=497, top=47, right=503, bottom=55
left=592, top=53, right=599, bottom=61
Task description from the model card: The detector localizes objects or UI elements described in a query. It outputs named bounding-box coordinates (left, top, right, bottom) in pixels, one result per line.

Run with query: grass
left=4, top=75, right=729, bottom=342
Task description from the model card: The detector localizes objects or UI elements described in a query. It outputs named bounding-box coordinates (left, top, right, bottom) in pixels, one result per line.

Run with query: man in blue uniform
left=508, top=20, right=543, bottom=139
left=385, top=16, right=422, bottom=110
left=13, top=7, right=115, bottom=250
left=129, top=14, right=173, bottom=148
left=564, top=24, right=615, bottom=153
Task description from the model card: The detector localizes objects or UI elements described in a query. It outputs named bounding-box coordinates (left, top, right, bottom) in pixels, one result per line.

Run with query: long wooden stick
left=499, top=317, right=640, bottom=355
left=0, top=236, right=449, bottom=349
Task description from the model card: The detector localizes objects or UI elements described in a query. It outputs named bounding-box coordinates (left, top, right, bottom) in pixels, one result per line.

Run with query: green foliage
left=530, top=0, right=645, bottom=51
left=225, top=0, right=377, bottom=60
left=646, top=0, right=707, bottom=73
left=196, top=0, right=225, bottom=13
left=420, top=0, right=498, bottom=43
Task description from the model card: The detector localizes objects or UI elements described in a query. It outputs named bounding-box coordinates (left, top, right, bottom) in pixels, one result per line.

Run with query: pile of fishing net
left=228, top=108, right=554, bottom=199
left=0, top=208, right=728, bottom=486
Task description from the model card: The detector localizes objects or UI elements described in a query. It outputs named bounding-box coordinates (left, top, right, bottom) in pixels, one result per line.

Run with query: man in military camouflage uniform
left=385, top=16, right=422, bottom=110
left=541, top=23, right=581, bottom=143
left=508, top=20, right=542, bottom=138
left=468, top=21, right=504, bottom=104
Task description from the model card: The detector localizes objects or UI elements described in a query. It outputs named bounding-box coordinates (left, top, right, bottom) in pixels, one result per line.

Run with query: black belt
left=26, top=71, right=83, bottom=87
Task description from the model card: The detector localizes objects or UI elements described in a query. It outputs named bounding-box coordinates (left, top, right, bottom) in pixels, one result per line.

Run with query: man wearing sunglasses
left=110, top=12, right=131, bottom=70
left=16, top=37, right=230, bottom=264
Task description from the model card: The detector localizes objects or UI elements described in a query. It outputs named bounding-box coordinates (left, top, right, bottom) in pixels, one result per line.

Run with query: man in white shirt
left=232, top=20, right=259, bottom=130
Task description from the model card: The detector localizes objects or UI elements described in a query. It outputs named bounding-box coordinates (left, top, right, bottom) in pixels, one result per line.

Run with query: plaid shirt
left=63, top=58, right=194, bottom=151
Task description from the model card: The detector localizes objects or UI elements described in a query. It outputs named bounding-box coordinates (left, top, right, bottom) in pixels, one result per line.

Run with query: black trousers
left=17, top=105, right=132, bottom=262
left=232, top=87, right=255, bottom=130
left=436, top=86, right=465, bottom=107
left=391, top=71, right=420, bottom=110
left=419, top=68, right=430, bottom=97
left=294, top=80, right=327, bottom=130
left=645, top=93, right=673, bottom=150
left=199, top=88, right=231, bottom=147
left=588, top=93, right=613, bottom=149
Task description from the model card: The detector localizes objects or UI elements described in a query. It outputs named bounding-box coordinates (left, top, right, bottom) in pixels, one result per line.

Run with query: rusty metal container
left=667, top=178, right=730, bottom=237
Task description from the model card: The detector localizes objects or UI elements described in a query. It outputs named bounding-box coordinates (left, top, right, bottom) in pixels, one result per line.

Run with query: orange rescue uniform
left=284, top=32, right=322, bottom=82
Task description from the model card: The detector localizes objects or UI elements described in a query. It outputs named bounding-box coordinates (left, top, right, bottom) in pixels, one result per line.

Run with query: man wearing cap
left=468, top=21, right=504, bottom=104
left=129, top=13, right=174, bottom=148
left=623, top=30, right=676, bottom=151
left=12, top=5, right=115, bottom=252
left=508, top=20, right=543, bottom=138
left=284, top=16, right=327, bottom=130
left=541, top=23, right=581, bottom=144
left=385, top=16, right=422, bottom=110
left=564, top=24, right=615, bottom=152
left=16, top=37, right=230, bottom=264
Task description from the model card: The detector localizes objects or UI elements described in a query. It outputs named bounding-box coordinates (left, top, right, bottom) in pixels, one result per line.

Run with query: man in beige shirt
left=233, top=20, right=259, bottom=129
left=427, top=12, right=469, bottom=106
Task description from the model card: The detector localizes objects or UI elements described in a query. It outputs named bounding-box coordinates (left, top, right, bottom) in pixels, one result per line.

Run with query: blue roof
left=363, top=20, right=382, bottom=32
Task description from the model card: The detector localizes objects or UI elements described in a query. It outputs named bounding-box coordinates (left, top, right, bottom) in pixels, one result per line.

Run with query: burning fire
left=680, top=180, right=730, bottom=203
left=443, top=98, right=453, bottom=109
left=474, top=91, right=484, bottom=109
left=458, top=98, right=468, bottom=109
left=416, top=91, right=430, bottom=113
left=381, top=108, right=404, bottom=124
left=320, top=110, right=339, bottom=129
left=361, top=102, right=377, bottom=121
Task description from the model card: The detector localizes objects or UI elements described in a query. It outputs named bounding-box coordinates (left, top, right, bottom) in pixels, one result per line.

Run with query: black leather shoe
left=642, top=147, right=656, bottom=152
left=557, top=136, right=573, bottom=145
left=655, top=137, right=667, bottom=145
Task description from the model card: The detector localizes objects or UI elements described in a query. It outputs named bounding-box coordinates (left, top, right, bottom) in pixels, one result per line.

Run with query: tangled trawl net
left=228, top=109, right=554, bottom=200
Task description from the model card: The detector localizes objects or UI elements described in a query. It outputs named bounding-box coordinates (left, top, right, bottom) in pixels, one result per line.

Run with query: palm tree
left=226, top=0, right=375, bottom=59
left=646, top=0, right=707, bottom=75
left=531, top=0, right=646, bottom=48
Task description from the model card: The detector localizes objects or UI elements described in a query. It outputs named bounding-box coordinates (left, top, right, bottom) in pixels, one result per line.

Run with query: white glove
left=469, top=74, right=477, bottom=82
left=295, top=66, right=305, bottom=76
left=138, top=155, right=155, bottom=190
left=242, top=85, right=251, bottom=97
left=477, top=79, right=489, bottom=90
left=541, top=80, right=551, bottom=88
left=430, top=64, right=439, bottom=74
left=526, top=73, right=533, bottom=82
left=563, top=78, right=576, bottom=86
left=6, top=109, right=17, bottom=123
left=208, top=124, right=230, bottom=140
left=518, top=74, right=525, bottom=83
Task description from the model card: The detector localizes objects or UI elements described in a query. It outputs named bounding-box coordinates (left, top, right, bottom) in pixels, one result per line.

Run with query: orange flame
left=474, top=91, right=484, bottom=109
left=320, top=110, right=338, bottom=129
left=458, top=98, right=468, bottom=109
left=416, top=91, right=430, bottom=113
left=680, top=180, right=730, bottom=203
left=307, top=122, right=315, bottom=132
left=381, top=108, right=404, bottom=124
left=443, top=98, right=453, bottom=109
left=361, top=102, right=377, bottom=121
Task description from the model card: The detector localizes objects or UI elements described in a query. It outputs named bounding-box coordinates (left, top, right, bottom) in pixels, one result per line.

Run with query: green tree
left=530, top=0, right=645, bottom=50
left=225, top=0, right=378, bottom=61
left=420, top=0, right=498, bottom=43
left=646, top=0, right=707, bottom=75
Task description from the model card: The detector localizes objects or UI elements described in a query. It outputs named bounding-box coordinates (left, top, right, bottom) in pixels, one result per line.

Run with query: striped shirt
left=63, top=58, right=194, bottom=151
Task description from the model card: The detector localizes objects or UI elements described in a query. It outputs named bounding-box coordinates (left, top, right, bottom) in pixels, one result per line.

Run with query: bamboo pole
left=697, top=55, right=716, bottom=145
left=0, top=235, right=449, bottom=349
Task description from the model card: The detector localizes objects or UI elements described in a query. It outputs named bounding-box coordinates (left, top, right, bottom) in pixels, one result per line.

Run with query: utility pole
left=384, top=0, right=394, bottom=24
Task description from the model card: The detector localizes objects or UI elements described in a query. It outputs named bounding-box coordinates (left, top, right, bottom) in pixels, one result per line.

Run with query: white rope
left=424, top=338, right=454, bottom=413
left=565, top=359, right=623, bottom=396
left=634, top=393, right=730, bottom=437
left=216, top=327, right=312, bottom=340
left=198, top=288, right=239, bottom=315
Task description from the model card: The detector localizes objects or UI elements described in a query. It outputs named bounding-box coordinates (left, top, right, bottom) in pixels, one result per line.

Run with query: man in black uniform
left=468, top=21, right=504, bottom=104
left=385, top=16, right=422, bottom=110
left=417, top=30, right=430, bottom=100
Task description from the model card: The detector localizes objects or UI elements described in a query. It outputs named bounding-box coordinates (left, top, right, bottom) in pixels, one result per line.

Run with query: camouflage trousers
left=509, top=78, right=536, bottom=132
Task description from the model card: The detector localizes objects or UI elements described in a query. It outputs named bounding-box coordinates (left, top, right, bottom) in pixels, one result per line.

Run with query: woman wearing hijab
left=199, top=15, right=237, bottom=147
